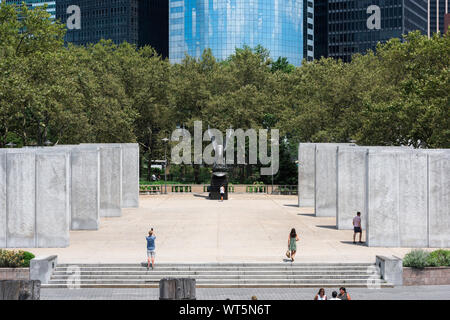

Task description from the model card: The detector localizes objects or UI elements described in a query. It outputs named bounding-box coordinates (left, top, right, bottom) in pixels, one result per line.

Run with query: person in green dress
left=288, top=228, right=300, bottom=262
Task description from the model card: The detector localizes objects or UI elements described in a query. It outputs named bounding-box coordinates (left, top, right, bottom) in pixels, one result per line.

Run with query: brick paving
left=41, top=285, right=450, bottom=300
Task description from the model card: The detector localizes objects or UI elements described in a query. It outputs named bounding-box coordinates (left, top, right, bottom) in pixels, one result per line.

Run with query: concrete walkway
left=41, top=285, right=450, bottom=300
left=26, top=194, right=433, bottom=263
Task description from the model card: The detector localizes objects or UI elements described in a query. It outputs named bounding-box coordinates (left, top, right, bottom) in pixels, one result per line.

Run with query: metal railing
left=140, top=185, right=161, bottom=194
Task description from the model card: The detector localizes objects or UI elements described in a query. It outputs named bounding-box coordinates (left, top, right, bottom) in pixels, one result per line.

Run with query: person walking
left=353, top=211, right=363, bottom=244
left=146, top=229, right=156, bottom=270
left=338, top=287, right=351, bottom=300
left=314, top=288, right=327, bottom=300
left=288, top=228, right=299, bottom=262
left=219, top=185, right=225, bottom=202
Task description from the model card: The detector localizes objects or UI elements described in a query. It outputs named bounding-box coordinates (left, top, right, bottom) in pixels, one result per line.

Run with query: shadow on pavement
left=316, top=225, right=337, bottom=230
left=340, top=241, right=367, bottom=246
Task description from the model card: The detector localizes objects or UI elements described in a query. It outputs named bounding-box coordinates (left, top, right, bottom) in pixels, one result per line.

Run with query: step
left=50, top=275, right=375, bottom=280
left=53, top=266, right=376, bottom=272
left=42, top=283, right=394, bottom=289
left=47, top=278, right=387, bottom=285
left=51, top=271, right=373, bottom=276
left=56, top=263, right=375, bottom=268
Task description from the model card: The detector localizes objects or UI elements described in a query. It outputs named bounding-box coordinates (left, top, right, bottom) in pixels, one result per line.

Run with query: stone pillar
left=0, top=150, right=6, bottom=248
left=298, top=143, right=316, bottom=207
left=70, top=146, right=101, bottom=230
left=428, top=150, right=450, bottom=247
left=315, top=144, right=339, bottom=217
left=336, top=146, right=368, bottom=230
left=366, top=150, right=428, bottom=247
left=98, top=146, right=122, bottom=217
left=6, top=151, right=36, bottom=248
left=121, top=143, right=139, bottom=208
left=35, top=151, right=70, bottom=247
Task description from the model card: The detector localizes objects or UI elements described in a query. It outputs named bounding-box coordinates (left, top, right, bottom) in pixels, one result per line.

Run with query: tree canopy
left=0, top=3, right=449, bottom=183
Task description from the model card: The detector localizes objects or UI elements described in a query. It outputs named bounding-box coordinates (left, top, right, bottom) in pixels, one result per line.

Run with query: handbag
left=286, top=250, right=291, bottom=258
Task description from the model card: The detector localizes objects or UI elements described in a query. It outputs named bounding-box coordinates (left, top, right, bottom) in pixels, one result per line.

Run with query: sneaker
left=353, top=241, right=356, bottom=244
left=151, top=264, right=154, bottom=270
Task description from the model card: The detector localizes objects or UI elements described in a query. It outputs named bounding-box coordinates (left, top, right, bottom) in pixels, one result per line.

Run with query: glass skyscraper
left=5, top=0, right=56, bottom=19
left=169, top=0, right=307, bottom=66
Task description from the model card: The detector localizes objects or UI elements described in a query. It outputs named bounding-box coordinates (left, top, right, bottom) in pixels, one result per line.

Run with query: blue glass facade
left=169, top=0, right=305, bottom=66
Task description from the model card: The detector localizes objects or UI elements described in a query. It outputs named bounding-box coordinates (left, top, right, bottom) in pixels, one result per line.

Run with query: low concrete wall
left=30, top=255, right=57, bottom=284
left=376, top=255, right=403, bottom=286
left=403, top=267, right=450, bottom=286
left=0, top=268, right=29, bottom=280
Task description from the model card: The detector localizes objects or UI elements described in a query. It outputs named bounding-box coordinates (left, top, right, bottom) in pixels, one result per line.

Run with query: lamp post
left=270, top=137, right=277, bottom=195
left=162, top=137, right=169, bottom=194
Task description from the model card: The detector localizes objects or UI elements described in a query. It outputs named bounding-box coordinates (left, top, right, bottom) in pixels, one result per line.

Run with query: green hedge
left=0, top=249, right=35, bottom=268
left=403, top=249, right=450, bottom=268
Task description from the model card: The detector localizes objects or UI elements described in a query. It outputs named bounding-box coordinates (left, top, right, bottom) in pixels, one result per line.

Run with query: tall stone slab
left=121, top=143, right=139, bottom=208
left=366, top=150, right=428, bottom=247
left=298, top=143, right=316, bottom=207
left=315, top=145, right=339, bottom=217
left=428, top=151, right=450, bottom=248
left=0, top=150, right=6, bottom=248
left=336, top=147, right=368, bottom=230
left=6, top=151, right=36, bottom=248
left=35, top=152, right=70, bottom=247
left=70, top=146, right=101, bottom=230
left=98, top=146, right=122, bottom=217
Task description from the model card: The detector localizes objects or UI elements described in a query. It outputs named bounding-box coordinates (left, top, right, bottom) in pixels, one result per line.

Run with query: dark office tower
left=314, top=0, right=328, bottom=59
left=139, top=0, right=168, bottom=57
left=327, top=0, right=428, bottom=62
left=56, top=0, right=139, bottom=46
left=304, top=0, right=315, bottom=61
left=446, top=13, right=450, bottom=33
left=429, top=0, right=449, bottom=35
left=55, top=0, right=169, bottom=57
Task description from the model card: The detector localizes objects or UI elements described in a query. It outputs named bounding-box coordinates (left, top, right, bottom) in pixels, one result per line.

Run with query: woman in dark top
left=288, top=228, right=299, bottom=262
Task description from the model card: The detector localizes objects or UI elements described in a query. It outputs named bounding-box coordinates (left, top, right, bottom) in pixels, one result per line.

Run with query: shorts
left=147, top=250, right=155, bottom=258
left=354, top=227, right=362, bottom=233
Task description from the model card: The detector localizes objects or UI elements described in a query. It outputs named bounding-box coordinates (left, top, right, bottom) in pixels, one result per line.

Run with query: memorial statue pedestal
left=208, top=174, right=228, bottom=200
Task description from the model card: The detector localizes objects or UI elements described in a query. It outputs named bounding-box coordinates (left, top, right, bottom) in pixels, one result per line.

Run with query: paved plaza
left=25, top=194, right=423, bottom=264
left=41, top=285, right=450, bottom=300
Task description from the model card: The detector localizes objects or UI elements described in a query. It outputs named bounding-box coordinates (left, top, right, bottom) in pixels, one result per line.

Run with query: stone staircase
left=42, top=263, right=393, bottom=288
